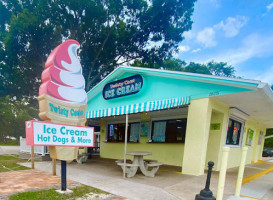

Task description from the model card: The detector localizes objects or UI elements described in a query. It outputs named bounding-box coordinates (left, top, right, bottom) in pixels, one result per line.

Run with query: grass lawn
left=0, top=140, right=19, bottom=146
left=0, top=155, right=29, bottom=172
left=9, top=185, right=110, bottom=200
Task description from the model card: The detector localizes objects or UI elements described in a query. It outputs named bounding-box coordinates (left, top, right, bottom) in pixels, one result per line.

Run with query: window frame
left=150, top=117, right=187, bottom=143
left=225, top=115, right=245, bottom=147
left=105, top=120, right=141, bottom=143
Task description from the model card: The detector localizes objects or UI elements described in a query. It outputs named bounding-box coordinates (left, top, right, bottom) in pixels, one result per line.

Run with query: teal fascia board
left=86, top=70, right=255, bottom=117
left=87, top=67, right=259, bottom=101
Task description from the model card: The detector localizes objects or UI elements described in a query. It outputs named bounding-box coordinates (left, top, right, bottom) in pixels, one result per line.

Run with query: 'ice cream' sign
left=27, top=39, right=90, bottom=190
left=34, top=39, right=89, bottom=161
left=26, top=121, right=94, bottom=147
left=103, top=74, right=143, bottom=100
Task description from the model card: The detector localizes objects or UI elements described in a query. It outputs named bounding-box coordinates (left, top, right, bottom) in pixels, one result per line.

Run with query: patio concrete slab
left=227, top=196, right=254, bottom=200
left=240, top=171, right=273, bottom=199
left=20, top=160, right=180, bottom=200
left=19, top=157, right=273, bottom=200
left=19, top=158, right=225, bottom=199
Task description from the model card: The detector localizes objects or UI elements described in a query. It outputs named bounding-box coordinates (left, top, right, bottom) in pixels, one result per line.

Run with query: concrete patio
left=19, top=156, right=273, bottom=200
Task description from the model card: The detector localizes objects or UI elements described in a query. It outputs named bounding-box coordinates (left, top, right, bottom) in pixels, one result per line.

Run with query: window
left=129, top=123, right=140, bottom=142
left=151, top=119, right=187, bottom=143
left=107, top=123, right=140, bottom=142
left=226, top=119, right=242, bottom=146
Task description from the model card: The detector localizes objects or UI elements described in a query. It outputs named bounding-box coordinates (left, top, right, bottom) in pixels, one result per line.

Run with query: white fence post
left=235, top=147, right=248, bottom=196
left=217, top=147, right=230, bottom=200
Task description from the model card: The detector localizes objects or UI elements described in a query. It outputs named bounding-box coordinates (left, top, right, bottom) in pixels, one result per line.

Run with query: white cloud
left=183, top=31, right=195, bottom=40
left=209, top=0, right=221, bottom=8
left=215, top=16, right=247, bottom=38
left=191, top=48, right=201, bottom=53
left=267, top=2, right=273, bottom=11
left=262, top=2, right=273, bottom=16
left=223, top=34, right=273, bottom=65
left=196, top=27, right=217, bottom=47
left=255, top=66, right=273, bottom=85
left=189, top=33, right=273, bottom=67
left=192, top=15, right=247, bottom=48
left=173, top=45, right=190, bottom=58
left=178, top=45, right=190, bottom=53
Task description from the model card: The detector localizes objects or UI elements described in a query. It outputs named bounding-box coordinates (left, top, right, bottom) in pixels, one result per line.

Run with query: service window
left=226, top=119, right=243, bottom=146
left=107, top=123, right=140, bottom=143
left=129, top=123, right=140, bottom=142
left=151, top=119, right=187, bottom=143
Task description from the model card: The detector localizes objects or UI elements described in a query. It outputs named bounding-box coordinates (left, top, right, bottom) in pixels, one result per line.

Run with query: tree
left=0, top=0, right=196, bottom=139
left=0, top=0, right=197, bottom=100
left=132, top=58, right=187, bottom=71
left=0, top=96, right=37, bottom=142
left=207, top=61, right=235, bottom=77
left=184, top=62, right=211, bottom=75
left=132, top=58, right=236, bottom=77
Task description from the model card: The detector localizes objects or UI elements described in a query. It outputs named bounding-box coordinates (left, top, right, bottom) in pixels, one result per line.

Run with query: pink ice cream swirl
left=39, top=39, right=87, bottom=104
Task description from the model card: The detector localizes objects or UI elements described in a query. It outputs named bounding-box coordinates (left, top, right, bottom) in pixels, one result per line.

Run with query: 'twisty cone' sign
left=26, top=39, right=91, bottom=161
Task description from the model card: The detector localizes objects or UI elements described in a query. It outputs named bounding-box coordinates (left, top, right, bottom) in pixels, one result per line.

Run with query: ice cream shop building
left=86, top=66, right=273, bottom=176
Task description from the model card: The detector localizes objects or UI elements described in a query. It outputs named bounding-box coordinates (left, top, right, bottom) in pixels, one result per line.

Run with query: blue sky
left=176, top=0, right=273, bottom=84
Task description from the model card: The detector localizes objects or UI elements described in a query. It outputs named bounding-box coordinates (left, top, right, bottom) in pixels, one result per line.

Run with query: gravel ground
left=75, top=192, right=116, bottom=200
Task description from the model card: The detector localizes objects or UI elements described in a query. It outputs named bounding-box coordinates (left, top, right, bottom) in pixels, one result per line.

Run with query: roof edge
left=87, top=66, right=263, bottom=100
left=119, top=66, right=261, bottom=86
left=258, top=82, right=273, bottom=102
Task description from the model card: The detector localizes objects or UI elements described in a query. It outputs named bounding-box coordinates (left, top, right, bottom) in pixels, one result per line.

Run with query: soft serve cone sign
left=38, top=39, right=87, bottom=122
left=39, top=39, right=87, bottom=104
left=35, top=39, right=90, bottom=161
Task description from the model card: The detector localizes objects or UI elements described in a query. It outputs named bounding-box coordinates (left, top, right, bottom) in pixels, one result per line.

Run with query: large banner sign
left=26, top=120, right=94, bottom=147
left=33, top=39, right=89, bottom=161
left=103, top=74, right=143, bottom=100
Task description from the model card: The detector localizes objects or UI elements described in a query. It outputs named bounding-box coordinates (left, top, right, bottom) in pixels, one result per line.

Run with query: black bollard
left=195, top=161, right=216, bottom=200
left=61, top=160, right=67, bottom=191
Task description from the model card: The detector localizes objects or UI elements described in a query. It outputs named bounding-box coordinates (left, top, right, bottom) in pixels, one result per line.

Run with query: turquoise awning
left=86, top=96, right=190, bottom=118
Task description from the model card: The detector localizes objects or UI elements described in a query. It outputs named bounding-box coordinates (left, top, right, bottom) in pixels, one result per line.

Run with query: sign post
left=61, top=161, right=67, bottom=191
left=31, top=145, right=34, bottom=169
left=52, top=158, right=56, bottom=176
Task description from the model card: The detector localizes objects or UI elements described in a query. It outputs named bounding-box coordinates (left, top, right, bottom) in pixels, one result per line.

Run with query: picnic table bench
left=116, top=151, right=163, bottom=178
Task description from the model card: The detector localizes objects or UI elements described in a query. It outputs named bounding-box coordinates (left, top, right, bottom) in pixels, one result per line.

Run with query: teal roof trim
left=87, top=66, right=260, bottom=100
left=123, top=67, right=259, bottom=87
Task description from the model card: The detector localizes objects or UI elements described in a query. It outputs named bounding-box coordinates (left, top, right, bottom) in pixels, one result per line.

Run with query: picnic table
left=116, top=151, right=162, bottom=178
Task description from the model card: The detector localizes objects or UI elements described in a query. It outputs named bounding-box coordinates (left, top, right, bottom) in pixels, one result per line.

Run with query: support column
left=182, top=98, right=212, bottom=176
left=31, top=145, right=35, bottom=169
left=252, top=128, right=259, bottom=163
